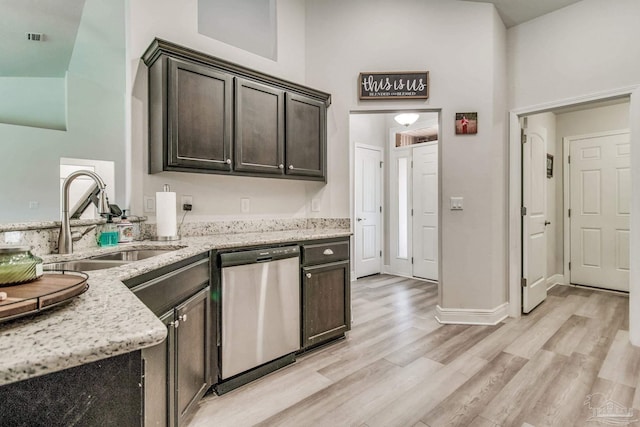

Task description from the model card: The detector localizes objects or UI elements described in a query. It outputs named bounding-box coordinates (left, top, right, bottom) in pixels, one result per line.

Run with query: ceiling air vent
left=26, top=32, right=44, bottom=42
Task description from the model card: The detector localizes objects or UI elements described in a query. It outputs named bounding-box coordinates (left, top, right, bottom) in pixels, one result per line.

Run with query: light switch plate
left=450, top=197, right=464, bottom=210
left=144, top=196, right=155, bottom=213
left=311, top=198, right=320, bottom=212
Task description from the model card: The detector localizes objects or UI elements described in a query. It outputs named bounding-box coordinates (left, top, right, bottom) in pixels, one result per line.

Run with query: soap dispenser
left=98, top=214, right=119, bottom=247
left=117, top=210, right=134, bottom=244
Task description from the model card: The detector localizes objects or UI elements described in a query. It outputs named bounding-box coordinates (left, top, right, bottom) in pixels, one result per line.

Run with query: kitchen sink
left=45, top=260, right=130, bottom=271
left=45, top=249, right=180, bottom=272
left=90, top=249, right=178, bottom=261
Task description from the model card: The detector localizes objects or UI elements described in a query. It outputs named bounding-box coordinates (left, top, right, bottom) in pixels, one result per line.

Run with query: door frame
left=354, top=143, right=384, bottom=278
left=508, top=85, right=639, bottom=320
left=562, top=129, right=631, bottom=288
left=348, top=108, right=442, bottom=283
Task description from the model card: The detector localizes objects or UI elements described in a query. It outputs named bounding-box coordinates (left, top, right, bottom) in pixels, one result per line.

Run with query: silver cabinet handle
left=171, top=320, right=179, bottom=329
left=278, top=164, right=284, bottom=169
left=226, top=159, right=232, bottom=165
left=288, top=165, right=294, bottom=170
left=323, top=248, right=334, bottom=256
left=306, top=273, right=312, bottom=279
left=179, top=314, right=187, bottom=322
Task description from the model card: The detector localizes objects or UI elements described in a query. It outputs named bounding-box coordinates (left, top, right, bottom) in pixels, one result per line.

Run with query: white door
left=569, top=131, right=630, bottom=291
left=355, top=145, right=382, bottom=278
left=522, top=128, right=548, bottom=313
left=412, top=143, right=438, bottom=280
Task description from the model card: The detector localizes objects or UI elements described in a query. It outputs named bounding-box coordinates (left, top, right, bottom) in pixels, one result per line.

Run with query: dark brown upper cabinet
left=149, top=57, right=233, bottom=173
left=234, top=79, right=285, bottom=175
left=285, top=93, right=326, bottom=179
left=143, top=38, right=331, bottom=182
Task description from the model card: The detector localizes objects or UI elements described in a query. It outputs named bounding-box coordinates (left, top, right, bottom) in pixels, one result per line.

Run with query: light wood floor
left=187, top=274, right=639, bottom=427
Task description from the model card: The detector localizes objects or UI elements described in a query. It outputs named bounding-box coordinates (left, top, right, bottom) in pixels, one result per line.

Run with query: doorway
left=350, top=110, right=440, bottom=280
left=516, top=96, right=631, bottom=314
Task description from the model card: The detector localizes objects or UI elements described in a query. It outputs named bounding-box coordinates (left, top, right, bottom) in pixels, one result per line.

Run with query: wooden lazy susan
left=0, top=271, right=89, bottom=323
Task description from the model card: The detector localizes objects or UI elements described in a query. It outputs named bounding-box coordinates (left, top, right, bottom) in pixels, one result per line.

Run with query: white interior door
left=569, top=131, right=630, bottom=291
left=355, top=145, right=382, bottom=278
left=412, top=143, right=438, bottom=280
left=523, top=128, right=548, bottom=313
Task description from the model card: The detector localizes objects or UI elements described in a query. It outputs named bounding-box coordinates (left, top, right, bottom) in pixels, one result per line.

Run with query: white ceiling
left=0, top=0, right=86, bottom=77
left=463, top=0, right=583, bottom=28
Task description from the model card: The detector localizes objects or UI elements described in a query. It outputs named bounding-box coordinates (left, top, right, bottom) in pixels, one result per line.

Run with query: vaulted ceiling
left=463, top=0, right=583, bottom=28
left=0, top=0, right=583, bottom=78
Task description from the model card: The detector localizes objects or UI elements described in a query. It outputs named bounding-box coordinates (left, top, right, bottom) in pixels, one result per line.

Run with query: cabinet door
left=285, top=93, right=326, bottom=179
left=168, top=58, right=232, bottom=171
left=175, top=287, right=210, bottom=426
left=143, top=310, right=174, bottom=427
left=235, top=78, right=285, bottom=174
left=302, top=260, right=350, bottom=348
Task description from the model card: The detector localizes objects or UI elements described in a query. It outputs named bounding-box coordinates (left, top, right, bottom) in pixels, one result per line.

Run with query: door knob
left=226, top=159, right=232, bottom=165
left=278, top=164, right=284, bottom=169
left=357, top=217, right=363, bottom=222
left=306, top=273, right=312, bottom=279
left=288, top=165, right=294, bottom=170
left=179, top=314, right=187, bottom=322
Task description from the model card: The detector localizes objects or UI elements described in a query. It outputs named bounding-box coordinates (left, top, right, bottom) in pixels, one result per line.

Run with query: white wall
left=556, top=102, right=630, bottom=139
left=128, top=0, right=320, bottom=221
left=306, top=0, right=509, bottom=312
left=0, top=0, right=126, bottom=222
left=350, top=114, right=387, bottom=149
left=0, top=77, right=66, bottom=130
left=508, top=0, right=640, bottom=344
left=508, top=0, right=640, bottom=109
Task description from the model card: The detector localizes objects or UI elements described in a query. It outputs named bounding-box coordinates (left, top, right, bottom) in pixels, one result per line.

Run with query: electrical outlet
left=311, top=198, right=320, bottom=212
left=241, top=198, right=250, bottom=213
left=181, top=195, right=193, bottom=211
left=144, top=196, right=155, bottom=213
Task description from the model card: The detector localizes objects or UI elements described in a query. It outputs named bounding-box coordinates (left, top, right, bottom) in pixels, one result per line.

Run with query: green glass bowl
left=0, top=246, right=44, bottom=286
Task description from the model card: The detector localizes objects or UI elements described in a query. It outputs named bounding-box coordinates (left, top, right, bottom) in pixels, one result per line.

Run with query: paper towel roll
left=156, top=191, right=177, bottom=237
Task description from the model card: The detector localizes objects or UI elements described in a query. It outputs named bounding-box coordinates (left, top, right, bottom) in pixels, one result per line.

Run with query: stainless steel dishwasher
left=218, top=245, right=300, bottom=389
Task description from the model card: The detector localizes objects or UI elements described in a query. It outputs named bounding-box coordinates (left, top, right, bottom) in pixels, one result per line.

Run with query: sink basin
left=90, top=249, right=177, bottom=261
left=45, top=260, right=130, bottom=272
left=45, top=249, right=179, bottom=272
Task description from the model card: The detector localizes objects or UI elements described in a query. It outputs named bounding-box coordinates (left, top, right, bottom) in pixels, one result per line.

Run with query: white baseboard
left=435, top=302, right=509, bottom=325
left=546, top=274, right=565, bottom=290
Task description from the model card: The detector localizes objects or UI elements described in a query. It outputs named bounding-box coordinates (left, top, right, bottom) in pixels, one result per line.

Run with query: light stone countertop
left=0, top=228, right=351, bottom=386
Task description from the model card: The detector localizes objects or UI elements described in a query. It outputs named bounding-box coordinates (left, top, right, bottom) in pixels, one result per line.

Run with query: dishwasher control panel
left=219, top=245, right=299, bottom=268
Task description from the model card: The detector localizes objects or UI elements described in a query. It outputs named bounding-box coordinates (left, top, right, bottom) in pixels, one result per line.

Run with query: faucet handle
left=71, top=225, right=97, bottom=242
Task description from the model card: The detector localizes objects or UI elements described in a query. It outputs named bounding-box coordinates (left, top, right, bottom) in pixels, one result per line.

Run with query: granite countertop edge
left=0, top=228, right=351, bottom=386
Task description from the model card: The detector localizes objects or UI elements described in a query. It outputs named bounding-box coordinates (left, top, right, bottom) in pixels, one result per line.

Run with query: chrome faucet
left=58, top=170, right=110, bottom=254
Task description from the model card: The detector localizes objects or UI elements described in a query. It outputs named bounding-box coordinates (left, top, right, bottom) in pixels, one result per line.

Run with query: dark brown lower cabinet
left=148, top=287, right=210, bottom=427
left=301, top=238, right=351, bottom=349
left=0, top=351, right=143, bottom=427
left=302, top=261, right=350, bottom=348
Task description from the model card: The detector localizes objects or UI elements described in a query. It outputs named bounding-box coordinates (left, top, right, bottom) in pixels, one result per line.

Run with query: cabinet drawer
left=131, top=258, right=210, bottom=316
left=301, top=240, right=349, bottom=266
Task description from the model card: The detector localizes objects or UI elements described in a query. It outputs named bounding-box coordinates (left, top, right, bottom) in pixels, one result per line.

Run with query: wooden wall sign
left=359, top=71, right=429, bottom=100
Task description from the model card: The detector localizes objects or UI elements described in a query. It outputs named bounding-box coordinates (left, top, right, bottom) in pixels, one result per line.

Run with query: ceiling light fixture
left=394, top=113, right=419, bottom=127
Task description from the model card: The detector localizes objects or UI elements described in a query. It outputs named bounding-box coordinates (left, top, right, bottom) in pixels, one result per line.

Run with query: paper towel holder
left=153, top=184, right=180, bottom=241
